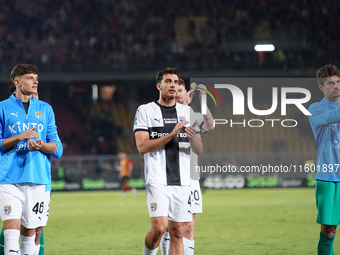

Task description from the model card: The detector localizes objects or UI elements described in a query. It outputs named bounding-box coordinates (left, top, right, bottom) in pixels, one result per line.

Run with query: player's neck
left=325, top=95, right=340, bottom=103
left=158, top=97, right=176, bottom=107
left=15, top=90, right=32, bottom=103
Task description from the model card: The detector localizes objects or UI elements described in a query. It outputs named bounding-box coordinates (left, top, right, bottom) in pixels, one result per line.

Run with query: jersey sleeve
left=133, top=105, right=149, bottom=133
left=46, top=105, right=63, bottom=159
left=190, top=107, right=206, bottom=134
left=309, top=103, right=340, bottom=127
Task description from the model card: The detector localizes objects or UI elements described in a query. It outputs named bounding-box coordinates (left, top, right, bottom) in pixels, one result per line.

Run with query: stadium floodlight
left=92, top=84, right=98, bottom=101
left=254, top=44, right=275, bottom=52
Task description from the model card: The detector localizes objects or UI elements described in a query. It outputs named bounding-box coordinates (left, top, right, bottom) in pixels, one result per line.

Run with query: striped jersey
left=134, top=101, right=191, bottom=186
left=190, top=108, right=204, bottom=180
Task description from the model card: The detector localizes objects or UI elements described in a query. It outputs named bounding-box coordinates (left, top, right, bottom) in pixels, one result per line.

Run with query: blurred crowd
left=50, top=84, right=132, bottom=156
left=0, top=0, right=339, bottom=72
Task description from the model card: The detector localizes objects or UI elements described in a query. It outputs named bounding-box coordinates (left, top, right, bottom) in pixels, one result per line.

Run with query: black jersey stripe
left=158, top=103, right=181, bottom=185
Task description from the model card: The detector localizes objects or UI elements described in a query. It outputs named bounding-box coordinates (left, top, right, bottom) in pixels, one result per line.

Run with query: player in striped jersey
left=134, top=68, right=202, bottom=255
left=160, top=79, right=214, bottom=255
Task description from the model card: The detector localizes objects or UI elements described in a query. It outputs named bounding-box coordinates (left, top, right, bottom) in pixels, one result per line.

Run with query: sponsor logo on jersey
left=4, top=205, right=11, bottom=215
left=11, top=112, right=18, bottom=117
left=13, top=141, right=30, bottom=152
left=179, top=116, right=186, bottom=121
left=134, top=117, right=138, bottom=125
left=150, top=202, right=157, bottom=212
left=9, top=122, right=44, bottom=134
left=163, top=118, right=177, bottom=124
left=154, top=118, right=161, bottom=123
left=35, top=111, right=42, bottom=119
left=150, top=131, right=187, bottom=139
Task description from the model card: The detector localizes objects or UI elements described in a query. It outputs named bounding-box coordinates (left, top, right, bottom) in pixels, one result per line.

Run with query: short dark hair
left=178, top=78, right=187, bottom=90
left=178, top=78, right=185, bottom=86
left=156, top=67, right=179, bottom=83
left=10, top=64, right=38, bottom=82
left=316, top=64, right=340, bottom=86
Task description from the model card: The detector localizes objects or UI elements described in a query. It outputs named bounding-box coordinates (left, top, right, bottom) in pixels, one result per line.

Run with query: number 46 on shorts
left=32, top=202, right=44, bottom=214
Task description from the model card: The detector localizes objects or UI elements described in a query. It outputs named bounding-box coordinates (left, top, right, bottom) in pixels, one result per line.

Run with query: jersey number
left=192, top=190, right=199, bottom=201
left=32, top=202, right=44, bottom=214
left=188, top=190, right=200, bottom=206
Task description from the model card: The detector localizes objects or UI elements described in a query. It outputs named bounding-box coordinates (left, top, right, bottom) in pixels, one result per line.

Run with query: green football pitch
left=2, top=188, right=336, bottom=254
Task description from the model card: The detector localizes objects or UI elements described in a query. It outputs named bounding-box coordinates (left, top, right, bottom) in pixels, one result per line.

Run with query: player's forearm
left=190, top=134, right=203, bottom=155
left=309, top=105, right=340, bottom=127
left=137, top=134, right=175, bottom=155
left=2, top=136, right=22, bottom=149
left=317, top=112, right=340, bottom=126
left=202, top=107, right=214, bottom=131
left=40, top=142, right=57, bottom=154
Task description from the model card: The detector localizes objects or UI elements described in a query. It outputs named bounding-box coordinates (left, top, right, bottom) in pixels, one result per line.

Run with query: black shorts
left=121, top=176, right=129, bottom=186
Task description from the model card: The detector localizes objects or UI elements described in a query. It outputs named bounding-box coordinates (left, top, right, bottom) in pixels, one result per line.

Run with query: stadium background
left=0, top=0, right=335, bottom=191
left=0, top=1, right=339, bottom=253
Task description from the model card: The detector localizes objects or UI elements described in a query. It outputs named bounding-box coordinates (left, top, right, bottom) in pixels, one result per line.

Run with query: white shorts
left=40, top=190, right=51, bottom=226
left=146, top=184, right=192, bottom=222
left=190, top=179, right=203, bottom=214
left=0, top=184, right=47, bottom=229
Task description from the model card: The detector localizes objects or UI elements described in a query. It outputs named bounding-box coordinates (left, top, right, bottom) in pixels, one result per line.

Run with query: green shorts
left=315, top=180, right=340, bottom=225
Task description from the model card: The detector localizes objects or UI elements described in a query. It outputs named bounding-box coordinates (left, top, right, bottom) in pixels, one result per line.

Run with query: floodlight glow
left=92, top=84, right=98, bottom=101
left=254, top=44, right=275, bottom=52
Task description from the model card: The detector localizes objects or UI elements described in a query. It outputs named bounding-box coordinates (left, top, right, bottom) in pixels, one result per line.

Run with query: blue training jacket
left=0, top=95, right=63, bottom=190
left=309, top=97, right=340, bottom=182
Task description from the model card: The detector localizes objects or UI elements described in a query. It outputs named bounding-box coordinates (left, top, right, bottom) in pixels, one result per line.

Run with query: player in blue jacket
left=309, top=64, right=340, bottom=255
left=0, top=64, right=63, bottom=255
left=0, top=87, right=48, bottom=255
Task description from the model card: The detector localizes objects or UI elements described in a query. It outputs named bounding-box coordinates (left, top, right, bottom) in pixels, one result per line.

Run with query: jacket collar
left=322, top=97, right=339, bottom=106
left=10, top=94, right=35, bottom=105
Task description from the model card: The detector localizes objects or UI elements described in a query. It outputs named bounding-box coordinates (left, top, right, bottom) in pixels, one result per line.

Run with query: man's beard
left=176, top=98, right=184, bottom=104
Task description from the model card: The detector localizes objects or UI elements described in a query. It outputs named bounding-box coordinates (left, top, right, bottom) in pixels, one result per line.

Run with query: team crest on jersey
left=35, top=111, right=42, bottom=119
left=179, top=116, right=186, bottom=121
left=150, top=202, right=157, bottom=212
left=3, top=205, right=11, bottom=215
left=332, top=124, right=338, bottom=131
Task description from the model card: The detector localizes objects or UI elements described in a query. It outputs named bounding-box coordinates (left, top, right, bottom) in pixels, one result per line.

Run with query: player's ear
left=14, top=77, right=20, bottom=86
left=318, top=83, right=324, bottom=92
left=156, top=83, right=161, bottom=91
